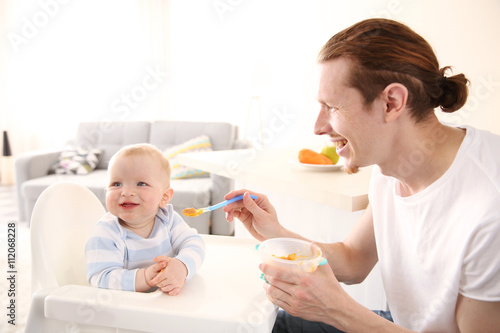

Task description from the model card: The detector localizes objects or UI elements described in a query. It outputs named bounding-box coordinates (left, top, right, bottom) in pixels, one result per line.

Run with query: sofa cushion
left=75, top=122, right=151, bottom=170
left=164, top=135, right=213, bottom=179
left=22, top=170, right=109, bottom=204
left=169, top=177, right=211, bottom=208
left=48, top=148, right=104, bottom=175
left=21, top=170, right=108, bottom=223
left=169, top=177, right=212, bottom=234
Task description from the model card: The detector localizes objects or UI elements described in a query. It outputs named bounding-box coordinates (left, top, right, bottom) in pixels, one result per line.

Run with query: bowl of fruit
left=291, top=145, right=343, bottom=171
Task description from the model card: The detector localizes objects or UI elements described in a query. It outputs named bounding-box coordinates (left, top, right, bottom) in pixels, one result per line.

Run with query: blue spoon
left=183, top=194, right=257, bottom=217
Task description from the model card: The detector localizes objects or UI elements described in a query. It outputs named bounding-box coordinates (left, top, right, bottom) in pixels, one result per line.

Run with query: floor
left=0, top=185, right=30, bottom=332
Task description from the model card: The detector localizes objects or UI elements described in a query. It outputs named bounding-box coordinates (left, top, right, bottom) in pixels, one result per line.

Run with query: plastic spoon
left=182, top=194, right=257, bottom=217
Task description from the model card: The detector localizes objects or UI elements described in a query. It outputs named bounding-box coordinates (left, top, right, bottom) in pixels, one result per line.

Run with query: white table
left=43, top=235, right=278, bottom=333
left=179, top=147, right=372, bottom=211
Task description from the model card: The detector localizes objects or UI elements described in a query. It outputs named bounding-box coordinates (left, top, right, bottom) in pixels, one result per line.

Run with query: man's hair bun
left=437, top=67, right=469, bottom=113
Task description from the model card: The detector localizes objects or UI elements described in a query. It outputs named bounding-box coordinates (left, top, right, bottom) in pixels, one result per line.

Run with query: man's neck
left=381, top=121, right=466, bottom=197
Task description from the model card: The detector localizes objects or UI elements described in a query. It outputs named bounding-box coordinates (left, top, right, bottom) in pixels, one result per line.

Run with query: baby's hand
left=144, top=260, right=168, bottom=287
left=150, top=256, right=188, bottom=296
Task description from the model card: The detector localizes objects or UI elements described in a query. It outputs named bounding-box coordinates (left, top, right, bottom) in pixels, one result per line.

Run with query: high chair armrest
left=43, top=236, right=278, bottom=333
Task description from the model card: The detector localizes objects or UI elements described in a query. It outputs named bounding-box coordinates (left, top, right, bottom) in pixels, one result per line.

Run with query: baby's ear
left=160, top=188, right=174, bottom=207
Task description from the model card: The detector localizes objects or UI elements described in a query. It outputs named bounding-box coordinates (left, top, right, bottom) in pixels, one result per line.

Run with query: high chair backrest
left=30, top=182, right=106, bottom=294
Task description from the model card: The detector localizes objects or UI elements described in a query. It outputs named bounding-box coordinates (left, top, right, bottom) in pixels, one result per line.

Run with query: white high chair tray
left=44, top=235, right=278, bottom=333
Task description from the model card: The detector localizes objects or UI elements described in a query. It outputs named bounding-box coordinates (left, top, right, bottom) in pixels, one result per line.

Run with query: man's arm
left=317, top=203, right=379, bottom=284
left=456, top=294, right=500, bottom=332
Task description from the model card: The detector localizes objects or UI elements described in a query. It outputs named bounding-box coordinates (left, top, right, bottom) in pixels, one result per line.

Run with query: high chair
left=25, top=182, right=277, bottom=332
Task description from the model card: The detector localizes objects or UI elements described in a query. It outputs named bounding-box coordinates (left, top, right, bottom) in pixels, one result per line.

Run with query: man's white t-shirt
left=369, top=126, right=500, bottom=332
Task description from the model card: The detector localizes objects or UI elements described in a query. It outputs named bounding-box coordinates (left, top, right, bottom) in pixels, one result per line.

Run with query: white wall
left=167, top=0, right=500, bottom=150
left=2, top=0, right=154, bottom=152
left=2, top=0, right=499, bottom=153
left=397, top=0, right=500, bottom=134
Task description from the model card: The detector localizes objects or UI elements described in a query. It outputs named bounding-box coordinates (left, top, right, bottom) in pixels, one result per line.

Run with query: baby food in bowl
left=258, top=238, right=327, bottom=272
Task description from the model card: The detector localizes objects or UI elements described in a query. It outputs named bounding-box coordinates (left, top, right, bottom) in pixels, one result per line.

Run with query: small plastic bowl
left=257, top=238, right=327, bottom=272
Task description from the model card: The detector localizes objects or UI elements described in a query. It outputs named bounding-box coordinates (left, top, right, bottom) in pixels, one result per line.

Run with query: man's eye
left=137, top=182, right=147, bottom=186
left=322, top=103, right=336, bottom=114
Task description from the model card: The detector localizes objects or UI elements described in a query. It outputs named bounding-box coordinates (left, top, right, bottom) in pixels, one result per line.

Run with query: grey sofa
left=15, top=121, right=247, bottom=235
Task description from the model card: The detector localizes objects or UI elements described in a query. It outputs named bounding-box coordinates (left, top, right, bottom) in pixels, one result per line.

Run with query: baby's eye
left=110, top=182, right=122, bottom=187
left=137, top=182, right=147, bottom=187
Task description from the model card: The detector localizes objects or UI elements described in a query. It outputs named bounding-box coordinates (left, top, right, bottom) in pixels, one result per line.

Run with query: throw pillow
left=163, top=135, right=212, bottom=179
left=49, top=148, right=104, bottom=175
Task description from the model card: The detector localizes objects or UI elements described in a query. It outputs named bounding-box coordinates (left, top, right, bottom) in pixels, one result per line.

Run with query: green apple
left=320, top=145, right=340, bottom=164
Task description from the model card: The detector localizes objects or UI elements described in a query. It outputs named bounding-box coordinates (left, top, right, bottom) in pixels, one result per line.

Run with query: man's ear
left=382, top=83, right=408, bottom=123
left=160, top=187, right=174, bottom=207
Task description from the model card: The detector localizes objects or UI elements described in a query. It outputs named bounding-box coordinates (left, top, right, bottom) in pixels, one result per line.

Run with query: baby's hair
left=110, top=143, right=171, bottom=182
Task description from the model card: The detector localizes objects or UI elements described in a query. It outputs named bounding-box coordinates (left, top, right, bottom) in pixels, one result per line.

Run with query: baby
left=85, top=143, right=205, bottom=295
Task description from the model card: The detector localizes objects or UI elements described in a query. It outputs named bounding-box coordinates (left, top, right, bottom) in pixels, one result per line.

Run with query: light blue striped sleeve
left=166, top=209, right=206, bottom=281
left=85, top=219, right=137, bottom=291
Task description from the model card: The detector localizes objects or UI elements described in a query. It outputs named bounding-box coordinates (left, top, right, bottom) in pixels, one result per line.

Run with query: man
left=224, top=19, right=500, bottom=332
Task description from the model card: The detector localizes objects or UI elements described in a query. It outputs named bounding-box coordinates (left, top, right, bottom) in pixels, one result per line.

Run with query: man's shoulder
left=462, top=127, right=500, bottom=186
left=464, top=126, right=500, bottom=151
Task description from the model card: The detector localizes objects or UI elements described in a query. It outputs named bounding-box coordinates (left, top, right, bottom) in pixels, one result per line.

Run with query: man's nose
left=314, top=108, right=332, bottom=136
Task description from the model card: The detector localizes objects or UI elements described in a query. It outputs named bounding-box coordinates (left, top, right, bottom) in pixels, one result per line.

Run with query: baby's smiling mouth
left=120, top=202, right=139, bottom=208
